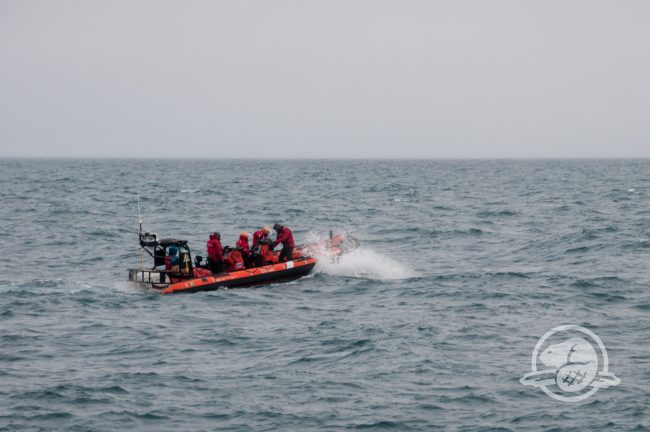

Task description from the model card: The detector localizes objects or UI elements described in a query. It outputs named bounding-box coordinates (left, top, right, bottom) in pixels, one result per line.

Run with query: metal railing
left=128, top=268, right=191, bottom=286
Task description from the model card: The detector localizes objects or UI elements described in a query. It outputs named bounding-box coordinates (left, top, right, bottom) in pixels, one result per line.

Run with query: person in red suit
left=206, top=232, right=225, bottom=274
left=236, top=231, right=251, bottom=255
left=271, top=223, right=295, bottom=262
left=252, top=226, right=271, bottom=248
left=236, top=231, right=251, bottom=267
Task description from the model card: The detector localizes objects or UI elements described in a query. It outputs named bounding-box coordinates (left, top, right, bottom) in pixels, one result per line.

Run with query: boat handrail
left=128, top=268, right=193, bottom=286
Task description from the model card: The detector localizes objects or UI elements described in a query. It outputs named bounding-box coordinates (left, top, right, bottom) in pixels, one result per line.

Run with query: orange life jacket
left=192, top=267, right=212, bottom=278
left=224, top=249, right=245, bottom=271
left=258, top=244, right=275, bottom=264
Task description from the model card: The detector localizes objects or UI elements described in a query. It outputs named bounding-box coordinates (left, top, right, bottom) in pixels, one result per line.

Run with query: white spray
left=302, top=231, right=413, bottom=280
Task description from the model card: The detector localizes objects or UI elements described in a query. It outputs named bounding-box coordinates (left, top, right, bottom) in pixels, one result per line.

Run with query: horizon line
left=2, top=156, right=650, bottom=161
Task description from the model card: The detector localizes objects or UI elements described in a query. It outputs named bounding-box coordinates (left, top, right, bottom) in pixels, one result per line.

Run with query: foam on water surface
left=315, top=246, right=413, bottom=280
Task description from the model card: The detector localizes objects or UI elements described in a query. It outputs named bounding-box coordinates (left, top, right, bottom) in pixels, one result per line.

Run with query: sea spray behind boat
left=302, top=232, right=413, bottom=280
left=317, top=248, right=413, bottom=280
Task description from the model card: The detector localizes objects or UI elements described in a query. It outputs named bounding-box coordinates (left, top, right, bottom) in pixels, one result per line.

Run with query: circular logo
left=520, top=325, right=620, bottom=402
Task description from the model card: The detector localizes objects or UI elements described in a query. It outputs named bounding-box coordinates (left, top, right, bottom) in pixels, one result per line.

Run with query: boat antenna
left=137, top=194, right=144, bottom=268
left=137, top=194, right=143, bottom=235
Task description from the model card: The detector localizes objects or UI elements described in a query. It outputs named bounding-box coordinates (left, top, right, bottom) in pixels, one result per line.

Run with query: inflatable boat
left=127, top=231, right=357, bottom=294
left=129, top=255, right=316, bottom=294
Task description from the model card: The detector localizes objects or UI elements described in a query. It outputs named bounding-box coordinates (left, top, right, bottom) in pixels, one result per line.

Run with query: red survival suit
left=206, top=233, right=224, bottom=274
left=236, top=234, right=250, bottom=255
left=235, top=232, right=251, bottom=268
left=252, top=228, right=270, bottom=248
left=272, top=226, right=295, bottom=262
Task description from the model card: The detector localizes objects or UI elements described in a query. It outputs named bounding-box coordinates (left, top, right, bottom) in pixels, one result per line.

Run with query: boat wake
left=303, top=232, right=413, bottom=280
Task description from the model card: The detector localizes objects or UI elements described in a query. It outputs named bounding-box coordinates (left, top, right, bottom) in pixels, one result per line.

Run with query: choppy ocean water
left=0, top=159, right=648, bottom=431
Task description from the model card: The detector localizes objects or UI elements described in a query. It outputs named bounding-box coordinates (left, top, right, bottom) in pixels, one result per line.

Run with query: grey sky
left=1, top=0, right=649, bottom=158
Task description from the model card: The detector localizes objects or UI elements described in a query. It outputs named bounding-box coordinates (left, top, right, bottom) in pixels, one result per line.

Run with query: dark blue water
left=1, top=159, right=649, bottom=431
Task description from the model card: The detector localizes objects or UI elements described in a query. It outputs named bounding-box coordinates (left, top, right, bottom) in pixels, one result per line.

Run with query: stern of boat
left=128, top=268, right=170, bottom=289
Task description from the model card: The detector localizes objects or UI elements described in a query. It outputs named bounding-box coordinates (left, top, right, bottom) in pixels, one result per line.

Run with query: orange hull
left=159, top=257, right=316, bottom=294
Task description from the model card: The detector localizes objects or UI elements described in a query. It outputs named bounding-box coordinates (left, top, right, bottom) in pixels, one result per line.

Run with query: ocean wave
left=2, top=159, right=649, bottom=432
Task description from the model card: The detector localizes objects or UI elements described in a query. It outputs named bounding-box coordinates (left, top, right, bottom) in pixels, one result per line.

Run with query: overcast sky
left=1, top=0, right=648, bottom=158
